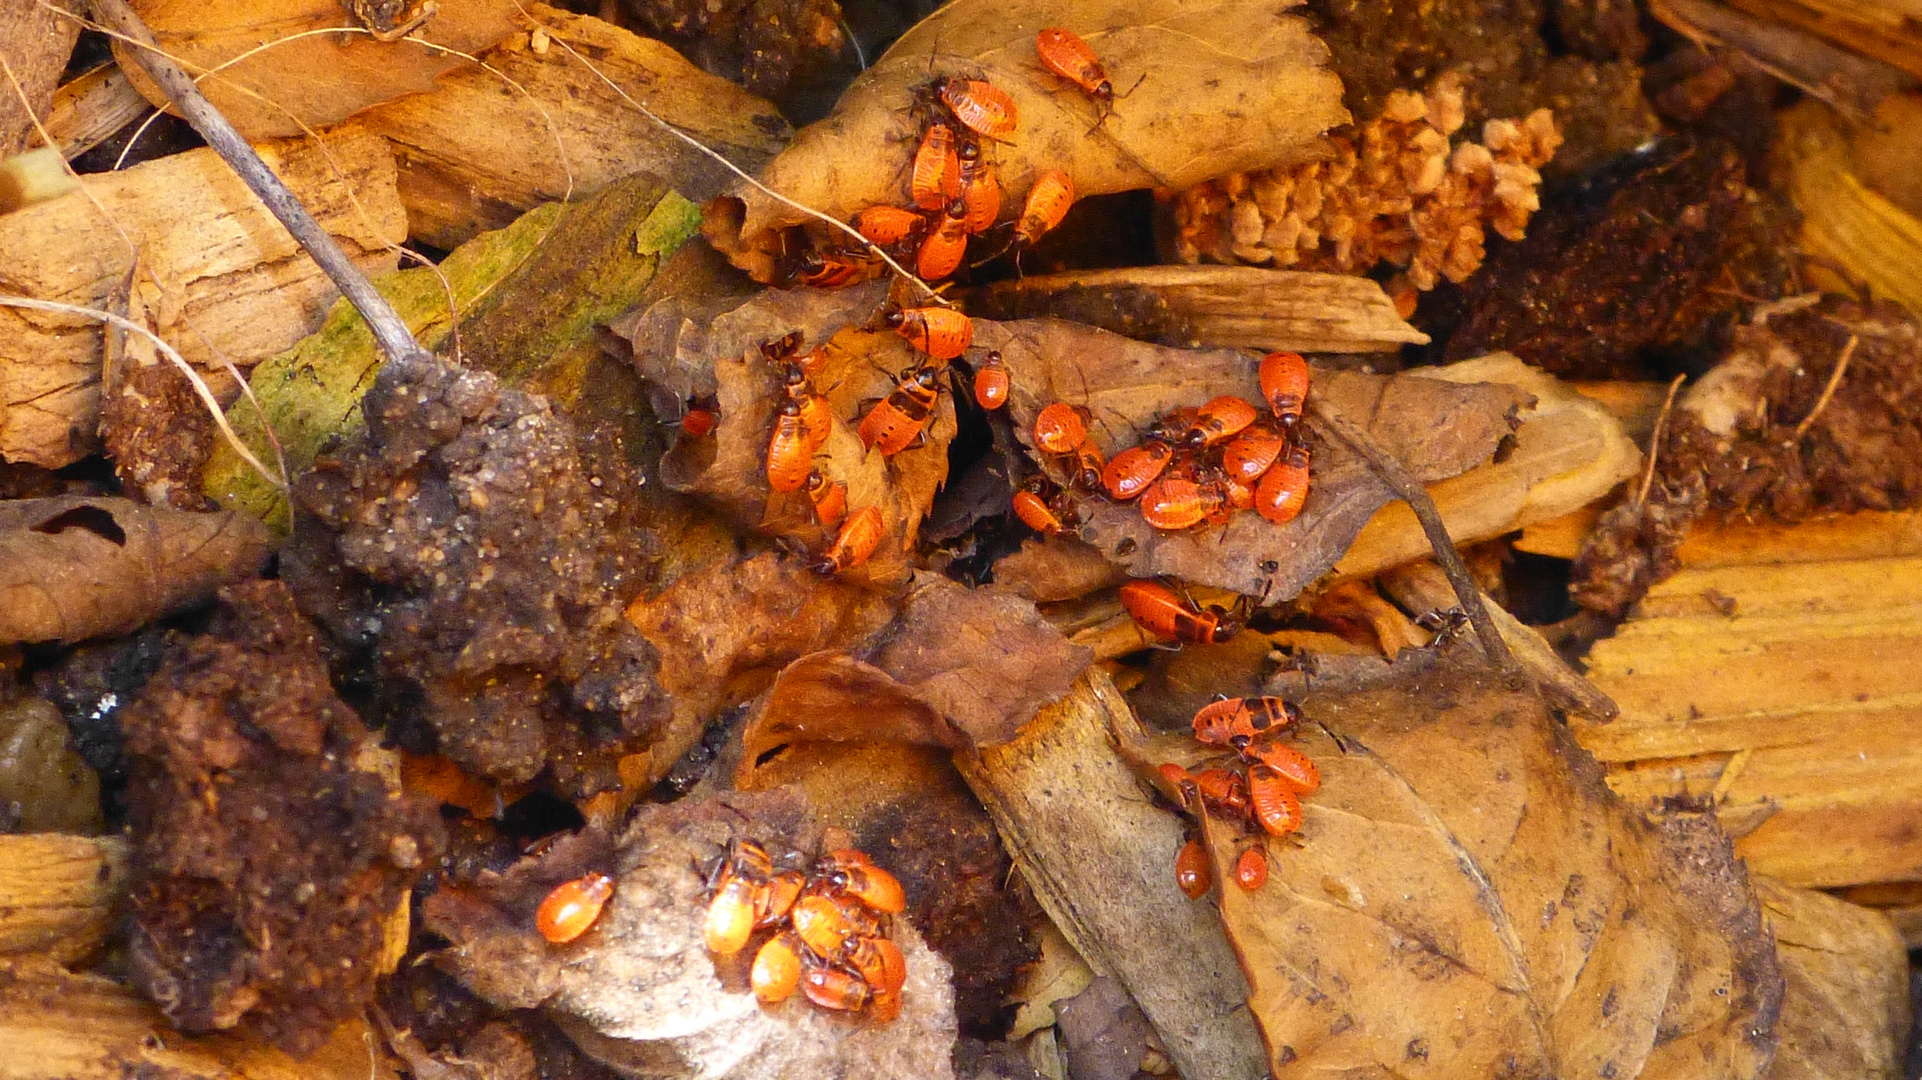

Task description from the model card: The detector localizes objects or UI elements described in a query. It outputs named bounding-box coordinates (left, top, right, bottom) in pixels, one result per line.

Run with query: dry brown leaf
left=866, top=579, right=1092, bottom=743
left=978, top=319, right=1528, bottom=598
left=1754, top=879, right=1908, bottom=1080
left=741, top=651, right=961, bottom=778
left=735, top=578, right=1092, bottom=785
left=622, top=551, right=896, bottom=783
left=1170, top=656, right=1782, bottom=1078
left=423, top=790, right=958, bottom=1080
left=613, top=283, right=956, bottom=588
left=116, top=0, right=523, bottom=139
left=988, top=536, right=1125, bottom=603
left=0, top=497, right=271, bottom=645
left=703, top=0, right=1346, bottom=279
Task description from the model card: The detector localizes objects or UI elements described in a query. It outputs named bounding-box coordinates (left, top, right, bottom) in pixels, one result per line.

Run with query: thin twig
left=0, top=295, right=286, bottom=489
left=1791, top=333, right=1857, bottom=442
left=90, top=0, right=432, bottom=371
left=1307, top=398, right=1512, bottom=673
left=1634, top=373, right=1687, bottom=511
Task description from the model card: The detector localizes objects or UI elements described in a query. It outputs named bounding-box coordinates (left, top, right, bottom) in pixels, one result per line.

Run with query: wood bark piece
left=0, top=127, right=404, bottom=469
left=0, top=835, right=126, bottom=965
left=1331, top=354, right=1643, bottom=580
left=346, top=4, right=791, bottom=250
left=963, top=266, right=1429, bottom=354
left=203, top=174, right=702, bottom=528
left=1779, top=101, right=1922, bottom=313
left=1754, top=878, right=1909, bottom=1080
left=956, top=668, right=1268, bottom=1080
left=1648, top=0, right=1916, bottom=117
left=0, top=0, right=81, bottom=158
left=1712, top=0, right=1922, bottom=82
left=0, top=496, right=272, bottom=645
left=0, top=958, right=395, bottom=1080
left=1569, top=509, right=1922, bottom=888
left=44, top=63, right=151, bottom=160
left=114, top=0, right=523, bottom=140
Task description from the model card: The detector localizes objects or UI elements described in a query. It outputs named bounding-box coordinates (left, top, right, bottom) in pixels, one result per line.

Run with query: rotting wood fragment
left=1572, top=513, right=1922, bottom=888
left=0, top=130, right=404, bottom=470
left=0, top=835, right=126, bottom=965
left=963, top=266, right=1428, bottom=354
left=346, top=4, right=792, bottom=249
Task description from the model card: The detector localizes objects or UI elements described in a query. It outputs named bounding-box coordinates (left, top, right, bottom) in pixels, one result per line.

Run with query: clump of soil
left=285, top=356, right=671, bottom=800
left=1573, top=295, right=1922, bottom=615
left=617, top=0, right=846, bottom=96
left=100, top=355, right=215, bottom=510
left=1304, top=0, right=1659, bottom=175
left=1443, top=136, right=1798, bottom=380
left=120, top=580, right=446, bottom=1056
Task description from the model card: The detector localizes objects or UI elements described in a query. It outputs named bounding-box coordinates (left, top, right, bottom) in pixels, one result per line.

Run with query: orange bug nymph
left=1036, top=27, right=1114, bottom=101
left=1118, top=579, right=1246, bottom=644
left=537, top=872, right=615, bottom=944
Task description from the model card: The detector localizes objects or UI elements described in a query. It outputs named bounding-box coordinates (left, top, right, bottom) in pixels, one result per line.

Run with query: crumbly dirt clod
left=617, top=0, right=846, bottom=96
left=1171, top=74, right=1561, bottom=305
left=1573, top=295, right=1922, bottom=615
left=285, top=356, right=671, bottom=800
left=100, top=354, right=215, bottom=510
left=1444, top=137, right=1798, bottom=380
left=1302, top=0, right=1657, bottom=175
left=120, top=580, right=446, bottom=1056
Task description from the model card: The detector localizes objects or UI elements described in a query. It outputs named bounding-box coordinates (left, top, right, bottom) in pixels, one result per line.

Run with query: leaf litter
left=1128, top=645, right=1783, bottom=1079
left=702, top=0, right=1348, bottom=281
left=611, top=282, right=960, bottom=588
left=979, top=317, right=1529, bottom=597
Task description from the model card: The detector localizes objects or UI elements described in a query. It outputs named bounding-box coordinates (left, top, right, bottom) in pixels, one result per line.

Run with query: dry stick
left=89, top=0, right=431, bottom=372
left=1634, top=373, right=1687, bottom=511
left=1307, top=397, right=1512, bottom=672
left=1791, top=333, right=1858, bottom=441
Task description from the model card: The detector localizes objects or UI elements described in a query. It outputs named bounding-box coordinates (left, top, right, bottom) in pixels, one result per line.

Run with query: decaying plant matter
left=1133, top=646, right=1784, bottom=1078
left=1171, top=74, right=1562, bottom=307
left=5, top=0, right=1919, bottom=1075
left=120, top=581, right=445, bottom=1056
left=285, top=354, right=672, bottom=798
left=1574, top=294, right=1922, bottom=616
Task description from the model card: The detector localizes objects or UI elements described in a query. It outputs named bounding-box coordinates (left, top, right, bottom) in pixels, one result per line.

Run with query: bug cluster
left=796, top=27, right=1120, bottom=290
left=1019, top=352, right=1315, bottom=550
left=1159, top=695, right=1320, bottom=897
left=704, top=839, right=910, bottom=1022
left=752, top=316, right=993, bottom=575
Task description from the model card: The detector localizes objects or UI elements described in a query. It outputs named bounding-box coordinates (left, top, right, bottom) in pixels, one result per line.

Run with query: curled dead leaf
left=623, top=552, right=896, bottom=783
left=1161, top=655, right=1782, bottom=1078
left=612, top=283, right=958, bottom=588
left=702, top=0, right=1347, bottom=280
left=0, top=497, right=271, bottom=645
left=735, top=578, right=1093, bottom=786
left=977, top=319, right=1528, bottom=598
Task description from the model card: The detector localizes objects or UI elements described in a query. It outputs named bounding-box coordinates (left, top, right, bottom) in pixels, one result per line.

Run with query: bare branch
left=1308, top=397, right=1513, bottom=673
left=89, top=0, right=432, bottom=372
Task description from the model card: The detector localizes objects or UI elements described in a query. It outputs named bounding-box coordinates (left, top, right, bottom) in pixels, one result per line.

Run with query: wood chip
left=1571, top=509, right=1922, bottom=887
left=964, top=266, right=1428, bottom=354
left=0, top=128, right=403, bottom=468
left=0, top=835, right=126, bottom=965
